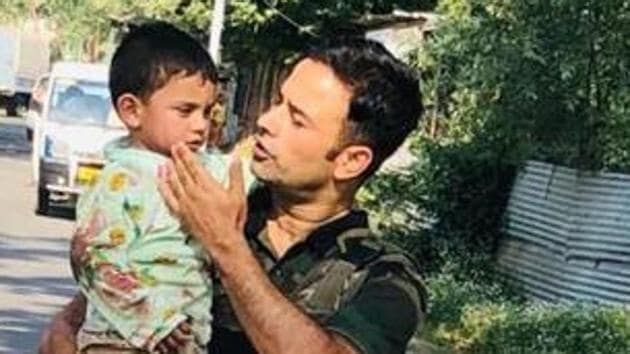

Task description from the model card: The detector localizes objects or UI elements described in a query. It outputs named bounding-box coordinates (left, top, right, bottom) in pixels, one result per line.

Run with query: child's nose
left=190, top=111, right=208, bottom=132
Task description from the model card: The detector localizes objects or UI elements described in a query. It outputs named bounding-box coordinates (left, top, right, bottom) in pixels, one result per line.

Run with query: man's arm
left=158, top=145, right=360, bottom=354
left=39, top=293, right=85, bottom=354
left=216, top=236, right=360, bottom=354
left=215, top=235, right=424, bottom=354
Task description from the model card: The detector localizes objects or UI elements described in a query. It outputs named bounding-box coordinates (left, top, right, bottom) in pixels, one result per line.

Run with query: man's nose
left=256, top=105, right=281, bottom=136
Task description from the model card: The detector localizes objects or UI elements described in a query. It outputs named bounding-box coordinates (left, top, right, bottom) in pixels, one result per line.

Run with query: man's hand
left=158, top=143, right=248, bottom=260
left=38, top=293, right=86, bottom=354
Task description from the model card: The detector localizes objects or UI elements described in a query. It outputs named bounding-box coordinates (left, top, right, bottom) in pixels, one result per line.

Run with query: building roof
left=355, top=10, right=439, bottom=31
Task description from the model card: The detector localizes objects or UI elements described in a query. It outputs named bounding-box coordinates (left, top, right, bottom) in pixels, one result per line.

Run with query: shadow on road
left=0, top=237, right=68, bottom=263
left=0, top=273, right=75, bottom=353
left=0, top=308, right=53, bottom=353
left=0, top=275, right=75, bottom=299
left=0, top=240, right=69, bottom=261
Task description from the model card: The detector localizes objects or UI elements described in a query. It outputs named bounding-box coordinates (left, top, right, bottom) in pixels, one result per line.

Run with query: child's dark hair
left=109, top=21, right=218, bottom=106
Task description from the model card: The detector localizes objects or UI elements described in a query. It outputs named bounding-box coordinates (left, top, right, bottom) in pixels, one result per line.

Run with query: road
left=0, top=115, right=75, bottom=354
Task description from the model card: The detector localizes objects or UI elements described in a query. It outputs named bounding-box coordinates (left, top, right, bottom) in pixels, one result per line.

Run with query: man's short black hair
left=109, top=21, right=218, bottom=106
left=305, top=37, right=423, bottom=178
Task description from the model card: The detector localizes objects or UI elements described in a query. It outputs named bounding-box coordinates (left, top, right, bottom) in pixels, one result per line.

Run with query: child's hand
left=156, top=321, right=193, bottom=354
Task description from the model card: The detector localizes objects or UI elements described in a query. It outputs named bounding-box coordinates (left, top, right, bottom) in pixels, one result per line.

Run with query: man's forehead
left=282, top=59, right=353, bottom=119
left=284, top=59, right=349, bottom=92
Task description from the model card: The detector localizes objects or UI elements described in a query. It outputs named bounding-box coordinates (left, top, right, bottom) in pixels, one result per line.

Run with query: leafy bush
left=425, top=271, right=521, bottom=329
left=424, top=274, right=630, bottom=354
left=476, top=303, right=630, bottom=354
left=362, top=135, right=517, bottom=276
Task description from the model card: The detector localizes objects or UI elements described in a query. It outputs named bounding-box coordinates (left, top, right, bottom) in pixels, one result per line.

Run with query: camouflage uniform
left=209, top=187, right=427, bottom=354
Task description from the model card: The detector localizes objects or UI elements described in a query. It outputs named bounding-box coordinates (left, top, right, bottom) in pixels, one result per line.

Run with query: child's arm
left=71, top=168, right=200, bottom=351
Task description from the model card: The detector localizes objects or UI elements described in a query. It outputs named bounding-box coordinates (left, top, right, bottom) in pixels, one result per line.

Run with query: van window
left=48, top=77, right=113, bottom=126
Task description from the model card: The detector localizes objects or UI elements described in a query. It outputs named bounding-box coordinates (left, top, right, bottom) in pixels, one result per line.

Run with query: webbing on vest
left=288, top=227, right=427, bottom=321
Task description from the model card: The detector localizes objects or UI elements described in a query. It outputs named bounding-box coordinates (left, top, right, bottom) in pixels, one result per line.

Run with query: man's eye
left=291, top=116, right=305, bottom=128
left=271, top=95, right=283, bottom=106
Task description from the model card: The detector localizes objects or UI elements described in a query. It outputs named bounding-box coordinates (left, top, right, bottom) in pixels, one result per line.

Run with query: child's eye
left=176, top=107, right=193, bottom=116
left=203, top=106, right=213, bottom=119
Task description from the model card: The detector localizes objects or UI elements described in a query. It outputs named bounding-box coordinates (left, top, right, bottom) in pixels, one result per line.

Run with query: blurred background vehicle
left=32, top=62, right=125, bottom=216
left=0, top=20, right=50, bottom=117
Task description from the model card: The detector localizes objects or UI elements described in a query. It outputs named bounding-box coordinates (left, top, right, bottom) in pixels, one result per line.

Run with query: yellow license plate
left=76, top=166, right=101, bottom=186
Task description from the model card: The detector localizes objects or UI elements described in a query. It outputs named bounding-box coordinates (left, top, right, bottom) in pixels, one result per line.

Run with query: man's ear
left=332, top=145, right=373, bottom=181
left=116, top=93, right=144, bottom=130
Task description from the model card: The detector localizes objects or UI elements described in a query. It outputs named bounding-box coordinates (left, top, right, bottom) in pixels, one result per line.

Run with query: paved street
left=0, top=115, right=75, bottom=354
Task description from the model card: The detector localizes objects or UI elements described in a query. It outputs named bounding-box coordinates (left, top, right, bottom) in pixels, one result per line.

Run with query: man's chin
left=250, top=164, right=266, bottom=181
left=250, top=162, right=275, bottom=184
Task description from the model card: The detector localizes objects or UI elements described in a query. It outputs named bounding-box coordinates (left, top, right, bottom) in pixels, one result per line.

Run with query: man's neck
left=264, top=187, right=353, bottom=258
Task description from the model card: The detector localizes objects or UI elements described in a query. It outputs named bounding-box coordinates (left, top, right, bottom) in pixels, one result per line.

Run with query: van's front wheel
left=36, top=186, right=49, bottom=215
left=6, top=97, right=17, bottom=116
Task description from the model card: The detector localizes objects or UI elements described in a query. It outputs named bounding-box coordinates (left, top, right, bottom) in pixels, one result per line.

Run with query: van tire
left=5, top=96, right=18, bottom=117
left=36, top=186, right=49, bottom=215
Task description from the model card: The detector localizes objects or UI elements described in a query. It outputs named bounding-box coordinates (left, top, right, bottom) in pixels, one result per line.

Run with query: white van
left=32, top=62, right=126, bottom=216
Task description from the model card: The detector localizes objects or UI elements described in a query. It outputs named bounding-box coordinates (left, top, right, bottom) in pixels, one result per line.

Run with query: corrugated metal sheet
left=497, top=160, right=630, bottom=305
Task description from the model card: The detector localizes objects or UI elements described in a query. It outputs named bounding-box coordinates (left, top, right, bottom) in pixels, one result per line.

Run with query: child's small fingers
left=156, top=343, right=169, bottom=354
left=165, top=335, right=181, bottom=350
left=170, top=328, right=191, bottom=345
left=179, top=320, right=192, bottom=334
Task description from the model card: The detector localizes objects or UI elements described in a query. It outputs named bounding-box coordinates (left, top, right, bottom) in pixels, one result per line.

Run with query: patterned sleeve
left=70, top=167, right=189, bottom=351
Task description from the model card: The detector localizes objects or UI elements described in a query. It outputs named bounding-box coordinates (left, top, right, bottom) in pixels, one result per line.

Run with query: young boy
left=70, top=22, right=224, bottom=353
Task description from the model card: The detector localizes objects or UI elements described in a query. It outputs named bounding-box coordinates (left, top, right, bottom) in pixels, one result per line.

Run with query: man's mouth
left=253, top=139, right=272, bottom=160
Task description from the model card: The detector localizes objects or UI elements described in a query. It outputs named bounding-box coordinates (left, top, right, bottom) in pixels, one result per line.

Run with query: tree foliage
left=1, top=0, right=213, bottom=61
left=223, top=0, right=436, bottom=61
left=363, top=0, right=630, bottom=277
left=1, top=0, right=437, bottom=62
left=420, top=0, right=630, bottom=171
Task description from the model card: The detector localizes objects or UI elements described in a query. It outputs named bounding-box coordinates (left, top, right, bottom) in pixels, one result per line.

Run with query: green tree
left=223, top=0, right=436, bottom=62
left=1, top=0, right=212, bottom=61
left=363, top=0, right=630, bottom=277
left=2, top=0, right=437, bottom=62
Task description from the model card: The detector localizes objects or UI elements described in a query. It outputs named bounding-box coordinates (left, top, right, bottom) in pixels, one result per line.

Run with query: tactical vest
left=212, top=227, right=427, bottom=331
left=282, top=227, right=426, bottom=321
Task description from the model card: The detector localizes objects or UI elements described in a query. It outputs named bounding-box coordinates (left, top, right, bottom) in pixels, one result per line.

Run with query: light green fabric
left=73, top=137, right=230, bottom=351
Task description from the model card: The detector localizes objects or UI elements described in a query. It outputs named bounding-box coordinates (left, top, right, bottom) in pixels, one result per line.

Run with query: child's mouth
left=185, top=141, right=203, bottom=151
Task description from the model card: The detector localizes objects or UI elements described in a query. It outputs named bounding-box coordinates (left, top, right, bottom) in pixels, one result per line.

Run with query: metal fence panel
left=498, top=161, right=630, bottom=305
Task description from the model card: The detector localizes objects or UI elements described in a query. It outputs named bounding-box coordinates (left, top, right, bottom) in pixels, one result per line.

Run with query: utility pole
left=208, top=0, right=227, bottom=65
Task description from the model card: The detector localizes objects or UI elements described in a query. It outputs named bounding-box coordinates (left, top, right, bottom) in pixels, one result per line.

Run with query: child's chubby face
left=121, top=72, right=217, bottom=156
